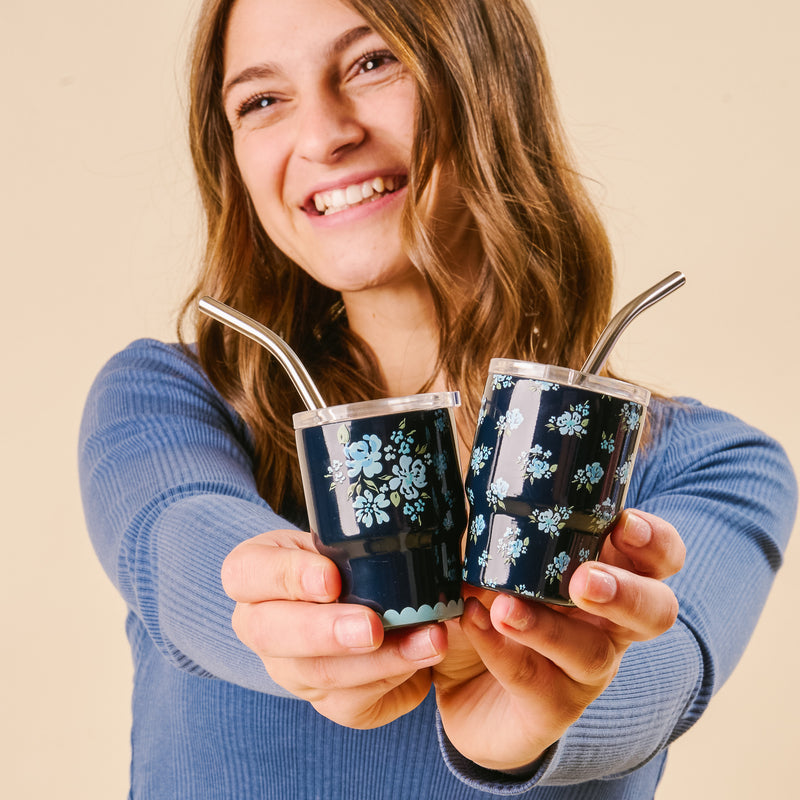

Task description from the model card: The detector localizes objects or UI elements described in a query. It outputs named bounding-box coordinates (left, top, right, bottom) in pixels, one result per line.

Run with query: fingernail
left=583, top=565, right=617, bottom=603
left=622, top=512, right=652, bottom=548
left=465, top=597, right=491, bottom=631
left=333, top=612, right=376, bottom=649
left=494, top=594, right=533, bottom=631
left=400, top=626, right=440, bottom=662
left=301, top=564, right=330, bottom=600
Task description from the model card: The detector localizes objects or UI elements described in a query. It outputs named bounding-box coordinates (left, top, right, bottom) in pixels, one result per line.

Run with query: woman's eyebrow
left=222, top=25, right=374, bottom=102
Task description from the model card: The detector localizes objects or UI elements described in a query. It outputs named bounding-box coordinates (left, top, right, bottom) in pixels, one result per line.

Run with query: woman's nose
left=293, top=88, right=365, bottom=163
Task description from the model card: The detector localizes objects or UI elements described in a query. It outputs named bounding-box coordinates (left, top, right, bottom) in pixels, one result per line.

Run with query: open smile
left=305, top=175, right=407, bottom=216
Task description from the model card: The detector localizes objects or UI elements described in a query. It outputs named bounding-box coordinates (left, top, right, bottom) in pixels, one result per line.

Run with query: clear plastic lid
left=489, top=358, right=651, bottom=406
left=293, top=391, right=461, bottom=430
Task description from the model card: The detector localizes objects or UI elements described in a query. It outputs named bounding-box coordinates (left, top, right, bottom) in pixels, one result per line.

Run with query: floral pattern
left=497, top=524, right=530, bottom=565
left=470, top=444, right=494, bottom=475
left=462, top=370, right=646, bottom=605
left=469, top=513, right=486, bottom=544
left=621, top=402, right=642, bottom=432
left=486, top=478, right=510, bottom=511
left=589, top=498, right=617, bottom=533
left=325, top=416, right=454, bottom=531
left=545, top=551, right=571, bottom=583
left=529, top=505, right=573, bottom=536
left=518, top=445, right=557, bottom=484
left=546, top=401, right=590, bottom=437
left=495, top=408, right=525, bottom=434
left=572, top=461, right=604, bottom=492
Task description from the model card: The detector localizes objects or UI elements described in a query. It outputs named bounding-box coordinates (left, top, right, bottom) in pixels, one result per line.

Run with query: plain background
left=2, top=0, right=797, bottom=796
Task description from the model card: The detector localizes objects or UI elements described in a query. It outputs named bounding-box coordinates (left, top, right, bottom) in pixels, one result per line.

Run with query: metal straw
left=198, top=297, right=328, bottom=411
left=580, top=271, right=686, bottom=375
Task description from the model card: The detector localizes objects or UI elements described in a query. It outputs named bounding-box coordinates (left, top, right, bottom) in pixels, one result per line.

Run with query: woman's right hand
left=221, top=530, right=447, bottom=728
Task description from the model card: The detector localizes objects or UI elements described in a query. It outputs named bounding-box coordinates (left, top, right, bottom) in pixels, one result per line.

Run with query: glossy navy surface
left=463, top=370, right=647, bottom=605
left=296, top=406, right=466, bottom=627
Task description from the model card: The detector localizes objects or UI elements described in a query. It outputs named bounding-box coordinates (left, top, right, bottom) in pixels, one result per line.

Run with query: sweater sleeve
left=78, top=338, right=300, bottom=695
left=438, top=397, right=797, bottom=792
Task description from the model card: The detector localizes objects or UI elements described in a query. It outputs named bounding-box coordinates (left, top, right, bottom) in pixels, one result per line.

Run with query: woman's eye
left=357, top=50, right=396, bottom=74
left=237, top=93, right=277, bottom=119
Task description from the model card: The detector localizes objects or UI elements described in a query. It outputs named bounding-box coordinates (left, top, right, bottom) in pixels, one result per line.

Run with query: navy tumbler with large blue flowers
left=463, top=359, right=650, bottom=605
left=294, top=393, right=466, bottom=627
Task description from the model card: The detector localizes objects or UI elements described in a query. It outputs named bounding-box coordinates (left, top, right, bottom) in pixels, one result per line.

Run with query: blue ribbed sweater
left=78, top=339, right=797, bottom=799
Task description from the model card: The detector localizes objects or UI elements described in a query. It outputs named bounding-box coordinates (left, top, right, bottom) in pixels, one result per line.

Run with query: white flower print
left=496, top=408, right=525, bottom=434
left=389, top=454, right=428, bottom=500
left=486, top=478, right=510, bottom=510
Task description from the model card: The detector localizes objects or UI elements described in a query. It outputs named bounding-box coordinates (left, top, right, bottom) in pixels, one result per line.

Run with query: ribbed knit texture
left=78, top=339, right=797, bottom=798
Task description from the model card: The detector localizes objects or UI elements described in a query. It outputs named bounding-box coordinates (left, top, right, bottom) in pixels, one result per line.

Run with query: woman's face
left=223, top=0, right=420, bottom=294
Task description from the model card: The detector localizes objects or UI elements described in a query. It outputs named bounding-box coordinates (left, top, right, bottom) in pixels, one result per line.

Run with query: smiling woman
left=76, top=1, right=797, bottom=798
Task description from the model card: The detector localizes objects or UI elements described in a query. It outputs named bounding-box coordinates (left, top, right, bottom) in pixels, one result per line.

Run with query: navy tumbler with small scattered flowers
left=294, top=394, right=466, bottom=627
left=463, top=360, right=650, bottom=605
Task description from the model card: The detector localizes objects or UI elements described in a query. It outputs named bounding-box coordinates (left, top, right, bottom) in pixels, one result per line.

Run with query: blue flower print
left=466, top=487, right=475, bottom=506
left=344, top=434, right=383, bottom=478
left=401, top=498, right=427, bottom=523
left=353, top=489, right=391, bottom=528
left=383, top=444, right=398, bottom=462
left=492, top=374, right=514, bottom=389
left=496, top=408, right=524, bottom=435
left=433, top=452, right=448, bottom=479
left=518, top=445, right=557, bottom=484
left=478, top=549, right=491, bottom=567
left=545, top=551, right=570, bottom=582
left=389, top=454, right=428, bottom=499
left=443, top=509, right=454, bottom=531
left=620, top=402, right=642, bottom=432
left=600, top=432, right=616, bottom=453
left=469, top=513, right=486, bottom=543
left=579, top=548, right=591, bottom=563
left=530, top=380, right=558, bottom=393
left=572, top=461, right=604, bottom=492
left=547, top=402, right=590, bottom=437
left=529, top=505, right=573, bottom=537
left=497, top=525, right=530, bottom=565
left=486, top=478, right=510, bottom=510
left=471, top=444, right=494, bottom=475
left=434, top=410, right=447, bottom=433
left=615, top=460, right=632, bottom=485
left=390, top=426, right=414, bottom=455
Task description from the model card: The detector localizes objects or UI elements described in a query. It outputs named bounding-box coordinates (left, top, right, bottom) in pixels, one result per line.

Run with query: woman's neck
left=341, top=272, right=440, bottom=398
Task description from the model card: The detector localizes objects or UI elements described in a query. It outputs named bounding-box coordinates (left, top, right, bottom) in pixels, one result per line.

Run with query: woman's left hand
left=433, top=509, right=685, bottom=772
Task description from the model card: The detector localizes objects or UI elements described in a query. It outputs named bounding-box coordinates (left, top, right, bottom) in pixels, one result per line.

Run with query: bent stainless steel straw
left=580, top=271, right=686, bottom=375
left=198, top=296, right=328, bottom=411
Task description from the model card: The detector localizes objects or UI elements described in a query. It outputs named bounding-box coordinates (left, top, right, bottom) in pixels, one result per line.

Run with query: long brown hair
left=179, top=0, right=615, bottom=515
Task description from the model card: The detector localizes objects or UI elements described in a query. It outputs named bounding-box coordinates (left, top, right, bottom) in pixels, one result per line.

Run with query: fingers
left=233, top=601, right=384, bottom=657
left=568, top=561, right=679, bottom=641
left=600, top=509, right=686, bottom=580
left=266, top=623, right=447, bottom=695
left=463, top=595, right=619, bottom=690
left=221, top=529, right=341, bottom=604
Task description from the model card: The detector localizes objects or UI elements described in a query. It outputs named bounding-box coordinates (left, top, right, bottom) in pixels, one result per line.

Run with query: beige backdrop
left=2, top=1, right=797, bottom=797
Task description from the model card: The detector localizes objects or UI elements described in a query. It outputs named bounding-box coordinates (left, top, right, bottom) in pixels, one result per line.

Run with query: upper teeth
left=313, top=176, right=397, bottom=215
